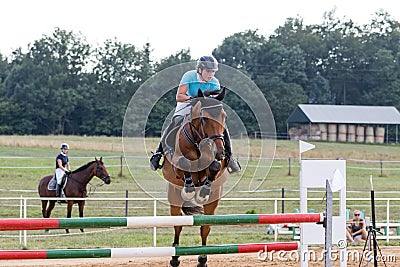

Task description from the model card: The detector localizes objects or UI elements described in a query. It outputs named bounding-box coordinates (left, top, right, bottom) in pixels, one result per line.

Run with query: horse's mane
left=72, top=160, right=101, bottom=173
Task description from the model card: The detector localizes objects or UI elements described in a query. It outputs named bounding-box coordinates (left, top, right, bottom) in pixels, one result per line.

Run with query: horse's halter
left=182, top=103, right=225, bottom=155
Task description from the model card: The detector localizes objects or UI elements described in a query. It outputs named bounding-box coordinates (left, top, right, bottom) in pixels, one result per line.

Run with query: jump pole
left=0, top=213, right=324, bottom=231
left=0, top=242, right=299, bottom=260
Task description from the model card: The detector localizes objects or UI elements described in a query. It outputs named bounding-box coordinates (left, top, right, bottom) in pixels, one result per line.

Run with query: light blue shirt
left=180, top=70, right=220, bottom=97
left=174, top=70, right=220, bottom=117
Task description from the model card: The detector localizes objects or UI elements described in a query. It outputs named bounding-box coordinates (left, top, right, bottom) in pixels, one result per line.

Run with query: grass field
left=0, top=135, right=400, bottom=249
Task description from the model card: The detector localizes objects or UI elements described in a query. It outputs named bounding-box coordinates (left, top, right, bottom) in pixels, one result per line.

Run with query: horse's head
left=94, top=157, right=111, bottom=184
left=191, top=87, right=227, bottom=160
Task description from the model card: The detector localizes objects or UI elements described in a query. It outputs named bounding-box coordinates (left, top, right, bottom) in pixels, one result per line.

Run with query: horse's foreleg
left=78, top=201, right=85, bottom=232
left=65, top=201, right=74, bottom=234
left=170, top=205, right=182, bottom=267
left=181, top=171, right=195, bottom=201
left=196, top=161, right=221, bottom=205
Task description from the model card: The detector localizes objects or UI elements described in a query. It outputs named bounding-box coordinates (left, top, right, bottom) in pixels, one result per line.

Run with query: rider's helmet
left=60, top=143, right=69, bottom=150
left=196, top=56, right=218, bottom=71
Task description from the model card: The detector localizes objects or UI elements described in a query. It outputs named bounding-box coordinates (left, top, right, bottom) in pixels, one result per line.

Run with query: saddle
left=163, top=119, right=183, bottom=156
left=47, top=174, right=68, bottom=191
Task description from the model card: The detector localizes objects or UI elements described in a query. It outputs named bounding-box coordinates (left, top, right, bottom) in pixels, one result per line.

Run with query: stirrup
left=150, top=152, right=163, bottom=171
left=227, top=156, right=241, bottom=174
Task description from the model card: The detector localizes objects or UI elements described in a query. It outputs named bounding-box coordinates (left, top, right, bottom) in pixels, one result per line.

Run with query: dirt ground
left=1, top=246, right=399, bottom=267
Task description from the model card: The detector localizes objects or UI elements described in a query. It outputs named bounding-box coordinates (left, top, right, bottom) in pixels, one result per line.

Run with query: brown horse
left=38, top=157, right=111, bottom=233
left=162, top=88, right=228, bottom=267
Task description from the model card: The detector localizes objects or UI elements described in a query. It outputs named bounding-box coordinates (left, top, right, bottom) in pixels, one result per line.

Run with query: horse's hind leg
left=197, top=200, right=219, bottom=267
left=78, top=201, right=85, bottom=232
left=197, top=225, right=210, bottom=267
left=169, top=205, right=182, bottom=267
left=41, top=200, right=48, bottom=218
left=43, top=201, right=56, bottom=233
left=45, top=201, right=56, bottom=218
left=65, top=201, right=74, bottom=234
left=41, top=200, right=50, bottom=233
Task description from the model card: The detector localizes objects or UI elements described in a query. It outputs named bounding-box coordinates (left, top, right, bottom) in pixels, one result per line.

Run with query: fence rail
left=1, top=196, right=400, bottom=248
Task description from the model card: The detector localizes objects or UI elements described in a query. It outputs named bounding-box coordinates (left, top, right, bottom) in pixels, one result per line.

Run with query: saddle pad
left=47, top=175, right=68, bottom=191
left=47, top=175, right=57, bottom=190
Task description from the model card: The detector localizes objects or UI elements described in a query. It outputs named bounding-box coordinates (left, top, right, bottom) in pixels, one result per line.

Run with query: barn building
left=286, top=104, right=400, bottom=144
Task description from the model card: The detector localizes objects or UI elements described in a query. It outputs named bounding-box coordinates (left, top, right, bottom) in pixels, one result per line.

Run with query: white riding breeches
left=55, top=168, right=65, bottom=184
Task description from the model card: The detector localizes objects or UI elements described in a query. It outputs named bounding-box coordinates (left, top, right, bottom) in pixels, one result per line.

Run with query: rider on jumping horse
left=150, top=55, right=241, bottom=173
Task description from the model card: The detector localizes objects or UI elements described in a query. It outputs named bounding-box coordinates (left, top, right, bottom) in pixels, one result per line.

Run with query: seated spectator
left=346, top=210, right=367, bottom=243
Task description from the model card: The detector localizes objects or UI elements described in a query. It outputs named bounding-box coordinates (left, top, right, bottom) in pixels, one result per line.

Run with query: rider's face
left=200, top=68, right=215, bottom=82
left=62, top=148, right=69, bottom=154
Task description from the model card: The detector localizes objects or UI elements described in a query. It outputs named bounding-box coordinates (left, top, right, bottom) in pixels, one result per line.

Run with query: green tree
left=88, top=39, right=153, bottom=136
left=5, top=28, right=91, bottom=134
left=154, top=49, right=192, bottom=72
left=213, top=30, right=265, bottom=75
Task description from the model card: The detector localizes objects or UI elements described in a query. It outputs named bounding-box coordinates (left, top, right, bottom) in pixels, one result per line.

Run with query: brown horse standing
left=162, top=88, right=228, bottom=267
left=38, top=157, right=111, bottom=233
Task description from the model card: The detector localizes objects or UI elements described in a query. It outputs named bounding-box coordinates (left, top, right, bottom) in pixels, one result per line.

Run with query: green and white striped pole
left=0, top=213, right=323, bottom=231
left=0, top=242, right=300, bottom=260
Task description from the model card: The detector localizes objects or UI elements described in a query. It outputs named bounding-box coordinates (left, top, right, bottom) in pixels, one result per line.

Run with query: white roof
left=287, top=104, right=400, bottom=124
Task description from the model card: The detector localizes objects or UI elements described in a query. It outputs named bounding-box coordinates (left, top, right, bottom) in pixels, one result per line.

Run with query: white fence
left=3, top=155, right=400, bottom=177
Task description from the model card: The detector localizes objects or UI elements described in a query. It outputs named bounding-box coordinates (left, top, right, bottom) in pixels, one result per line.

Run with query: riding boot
left=55, top=183, right=62, bottom=203
left=224, top=129, right=241, bottom=173
left=150, top=116, right=183, bottom=171
left=150, top=142, right=163, bottom=171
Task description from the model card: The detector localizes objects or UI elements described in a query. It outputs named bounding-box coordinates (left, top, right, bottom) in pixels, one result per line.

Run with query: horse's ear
left=197, top=89, right=204, bottom=98
left=95, top=157, right=98, bottom=162
left=215, top=86, right=226, bottom=101
left=100, top=156, right=103, bottom=162
left=192, top=101, right=201, bottom=119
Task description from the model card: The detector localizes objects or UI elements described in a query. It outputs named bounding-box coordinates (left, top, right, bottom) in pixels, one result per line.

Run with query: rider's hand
left=65, top=170, right=72, bottom=175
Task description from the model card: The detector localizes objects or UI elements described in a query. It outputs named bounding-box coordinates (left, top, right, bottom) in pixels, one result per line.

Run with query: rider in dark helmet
left=150, top=56, right=241, bottom=173
left=55, top=143, right=71, bottom=201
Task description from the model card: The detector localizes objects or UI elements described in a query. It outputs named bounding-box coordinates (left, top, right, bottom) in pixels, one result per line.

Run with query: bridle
left=95, top=161, right=111, bottom=182
left=182, top=103, right=225, bottom=157
left=88, top=161, right=111, bottom=195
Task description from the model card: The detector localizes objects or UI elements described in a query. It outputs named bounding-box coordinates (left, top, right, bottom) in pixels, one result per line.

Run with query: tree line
left=0, top=9, right=399, bottom=137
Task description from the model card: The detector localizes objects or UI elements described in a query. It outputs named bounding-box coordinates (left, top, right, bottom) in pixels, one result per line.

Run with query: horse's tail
left=181, top=201, right=204, bottom=215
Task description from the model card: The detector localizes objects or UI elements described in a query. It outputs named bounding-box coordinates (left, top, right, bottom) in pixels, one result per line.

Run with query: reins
left=87, top=180, right=105, bottom=196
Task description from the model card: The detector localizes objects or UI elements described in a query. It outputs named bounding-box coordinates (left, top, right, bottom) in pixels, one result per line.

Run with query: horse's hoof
left=80, top=228, right=84, bottom=233
left=195, top=185, right=211, bottom=204
left=65, top=229, right=70, bottom=234
left=195, top=194, right=209, bottom=205
left=169, top=257, right=180, bottom=267
left=44, top=229, right=49, bottom=233
left=181, top=187, right=195, bottom=201
left=197, top=255, right=207, bottom=267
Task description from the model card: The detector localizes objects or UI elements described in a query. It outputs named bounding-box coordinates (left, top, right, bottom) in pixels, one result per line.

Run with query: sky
left=0, top=0, right=398, bottom=61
